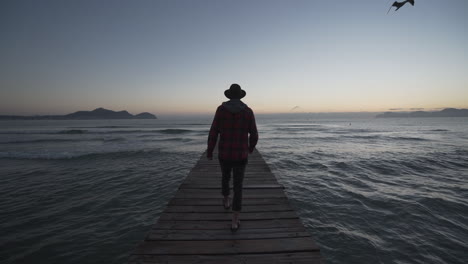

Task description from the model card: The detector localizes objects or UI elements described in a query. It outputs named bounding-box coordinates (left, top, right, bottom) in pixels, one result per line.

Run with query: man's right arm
left=248, top=109, right=258, bottom=153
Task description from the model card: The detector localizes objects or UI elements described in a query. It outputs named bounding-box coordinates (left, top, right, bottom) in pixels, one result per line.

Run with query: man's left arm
left=207, top=107, right=221, bottom=159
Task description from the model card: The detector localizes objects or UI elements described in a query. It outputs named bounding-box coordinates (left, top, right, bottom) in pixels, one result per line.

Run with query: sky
left=0, top=0, right=467, bottom=115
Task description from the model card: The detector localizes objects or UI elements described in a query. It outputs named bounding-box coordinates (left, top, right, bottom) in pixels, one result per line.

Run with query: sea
left=1, top=115, right=467, bottom=264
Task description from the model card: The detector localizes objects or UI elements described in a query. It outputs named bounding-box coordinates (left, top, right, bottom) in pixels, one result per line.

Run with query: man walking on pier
left=207, top=83, right=258, bottom=232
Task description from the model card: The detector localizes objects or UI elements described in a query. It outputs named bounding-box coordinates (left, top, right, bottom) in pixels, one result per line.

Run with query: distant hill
left=376, top=108, right=468, bottom=118
left=0, top=108, right=157, bottom=120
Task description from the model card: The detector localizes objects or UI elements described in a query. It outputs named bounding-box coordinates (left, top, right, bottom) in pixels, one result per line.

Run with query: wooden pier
left=129, top=150, right=323, bottom=263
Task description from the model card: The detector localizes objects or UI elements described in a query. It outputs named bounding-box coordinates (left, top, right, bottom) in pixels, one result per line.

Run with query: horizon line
left=2, top=107, right=468, bottom=117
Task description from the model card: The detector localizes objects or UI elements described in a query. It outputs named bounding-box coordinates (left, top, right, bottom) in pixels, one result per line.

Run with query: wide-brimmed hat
left=224, top=84, right=246, bottom=99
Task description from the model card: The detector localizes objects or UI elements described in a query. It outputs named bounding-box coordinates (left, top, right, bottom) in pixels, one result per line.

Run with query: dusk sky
left=1, top=0, right=467, bottom=115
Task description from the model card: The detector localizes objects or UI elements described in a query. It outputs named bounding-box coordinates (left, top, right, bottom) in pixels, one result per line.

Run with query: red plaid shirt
left=207, top=104, right=258, bottom=161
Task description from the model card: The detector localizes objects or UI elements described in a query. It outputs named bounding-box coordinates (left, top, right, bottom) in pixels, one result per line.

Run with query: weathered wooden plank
left=184, top=172, right=276, bottom=177
left=185, top=174, right=277, bottom=180
left=183, top=176, right=276, bottom=180
left=165, top=204, right=293, bottom=213
left=174, top=193, right=287, bottom=199
left=179, top=185, right=282, bottom=190
left=152, top=219, right=306, bottom=230
left=179, top=184, right=284, bottom=190
left=188, top=168, right=272, bottom=171
left=158, top=211, right=298, bottom=221
left=147, top=228, right=309, bottom=241
left=180, top=183, right=281, bottom=190
left=180, top=179, right=283, bottom=189
left=129, top=252, right=323, bottom=264
left=174, top=189, right=287, bottom=199
left=176, top=189, right=286, bottom=194
left=192, top=163, right=271, bottom=166
left=190, top=166, right=272, bottom=170
left=133, top=237, right=320, bottom=255
left=182, top=178, right=279, bottom=185
left=149, top=226, right=306, bottom=235
left=168, top=197, right=290, bottom=206
left=185, top=171, right=277, bottom=176
left=190, top=165, right=271, bottom=169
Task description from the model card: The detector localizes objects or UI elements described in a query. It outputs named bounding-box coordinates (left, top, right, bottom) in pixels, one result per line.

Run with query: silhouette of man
left=207, top=83, right=258, bottom=231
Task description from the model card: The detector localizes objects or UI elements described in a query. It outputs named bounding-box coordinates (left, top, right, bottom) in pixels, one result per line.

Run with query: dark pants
left=219, top=159, right=247, bottom=212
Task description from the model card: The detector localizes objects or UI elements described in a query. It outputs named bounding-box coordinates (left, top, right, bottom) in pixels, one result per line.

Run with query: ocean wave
left=102, top=129, right=196, bottom=134
left=102, top=137, right=126, bottom=142
left=195, top=130, right=210, bottom=135
left=158, top=129, right=193, bottom=134
left=353, top=151, right=467, bottom=177
left=307, top=162, right=329, bottom=170
left=391, top=136, right=429, bottom=141
left=399, top=160, right=438, bottom=174
left=276, top=127, right=328, bottom=132
left=69, top=126, right=132, bottom=129
left=0, top=149, right=162, bottom=160
left=58, top=129, right=87, bottom=134
left=455, top=149, right=468, bottom=156
left=0, top=151, right=86, bottom=160
left=1, top=137, right=126, bottom=144
left=416, top=196, right=468, bottom=232
left=137, top=134, right=154, bottom=138
left=425, top=129, right=450, bottom=132
left=0, top=138, right=82, bottom=144
left=273, top=124, right=324, bottom=128
left=265, top=134, right=430, bottom=142
left=328, top=128, right=375, bottom=134
left=330, top=161, right=353, bottom=170
left=0, top=128, right=198, bottom=135
left=337, top=135, right=429, bottom=142
left=179, top=123, right=210, bottom=126
left=142, top=137, right=193, bottom=143
left=263, top=136, right=338, bottom=142
left=0, top=129, right=89, bottom=135
left=343, top=135, right=382, bottom=140
left=85, top=129, right=193, bottom=135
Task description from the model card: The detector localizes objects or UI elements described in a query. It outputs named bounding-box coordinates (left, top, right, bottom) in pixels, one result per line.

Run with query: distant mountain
left=376, top=108, right=468, bottom=118
left=0, top=108, right=157, bottom=120
left=134, top=112, right=156, bottom=119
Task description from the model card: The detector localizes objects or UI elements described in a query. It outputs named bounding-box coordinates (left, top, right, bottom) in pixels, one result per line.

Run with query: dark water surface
left=1, top=117, right=467, bottom=263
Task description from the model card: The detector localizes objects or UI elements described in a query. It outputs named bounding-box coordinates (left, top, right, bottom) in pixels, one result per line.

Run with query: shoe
left=231, top=220, right=240, bottom=232
left=223, top=197, right=231, bottom=210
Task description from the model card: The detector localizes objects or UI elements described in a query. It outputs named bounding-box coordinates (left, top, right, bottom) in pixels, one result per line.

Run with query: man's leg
left=230, top=159, right=247, bottom=230
left=219, top=159, right=232, bottom=202
left=232, top=160, right=247, bottom=212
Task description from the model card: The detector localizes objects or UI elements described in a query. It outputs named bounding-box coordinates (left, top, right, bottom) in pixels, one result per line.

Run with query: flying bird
left=387, top=0, right=415, bottom=14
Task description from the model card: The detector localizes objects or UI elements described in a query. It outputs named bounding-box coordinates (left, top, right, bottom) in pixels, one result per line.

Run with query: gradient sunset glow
left=1, top=0, right=467, bottom=116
